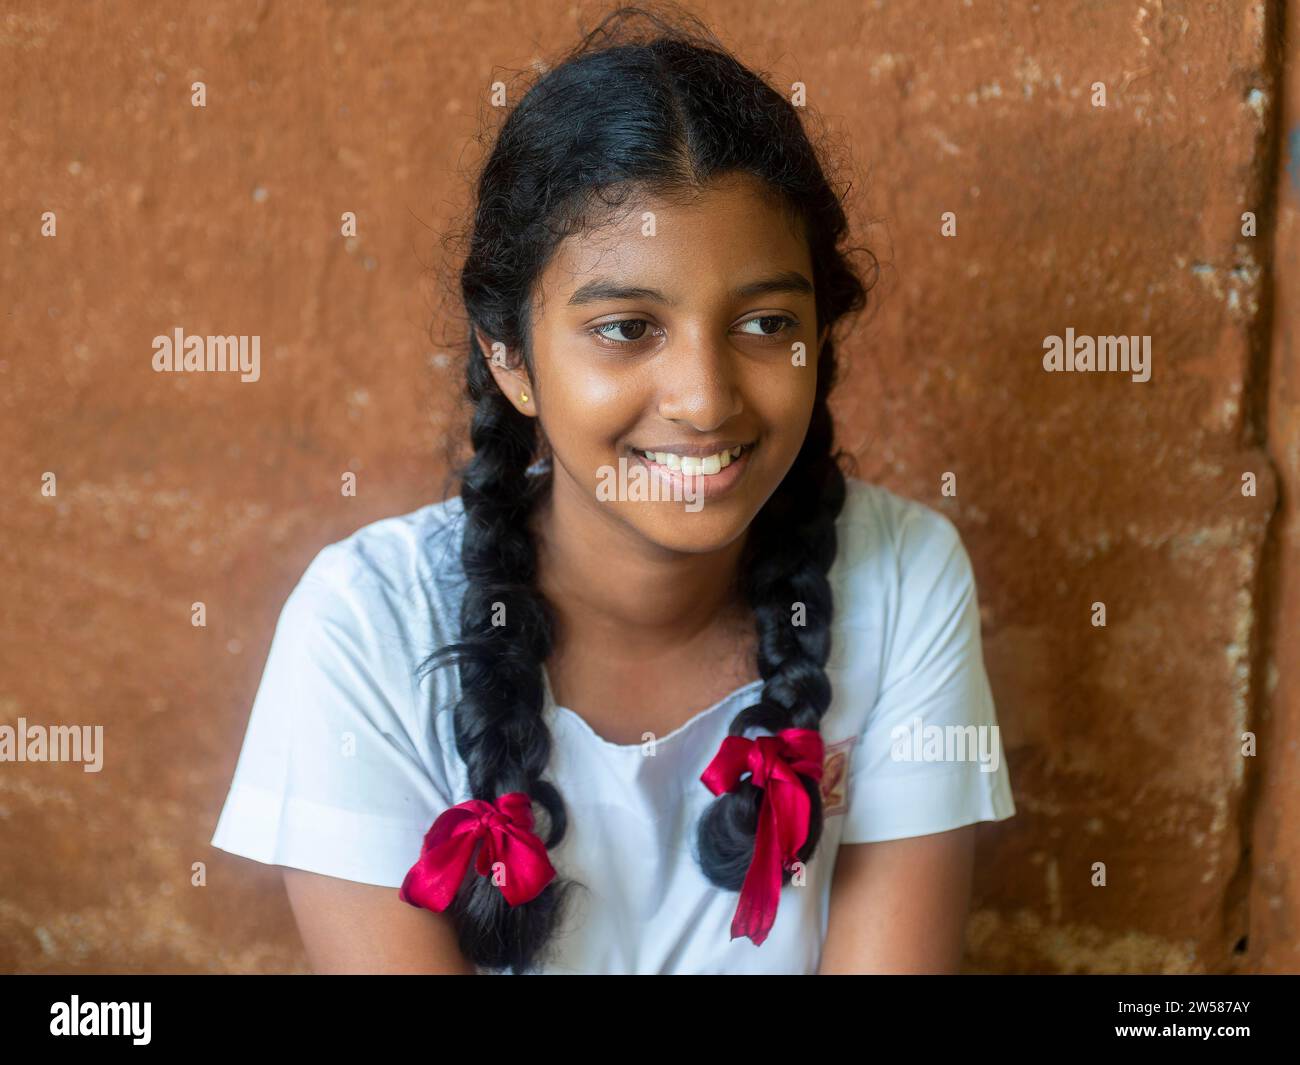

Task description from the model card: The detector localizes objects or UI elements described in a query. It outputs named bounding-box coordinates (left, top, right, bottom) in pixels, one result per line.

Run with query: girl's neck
left=529, top=474, right=750, bottom=646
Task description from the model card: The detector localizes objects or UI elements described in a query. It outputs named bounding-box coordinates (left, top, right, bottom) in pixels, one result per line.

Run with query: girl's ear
left=474, top=327, right=536, bottom=418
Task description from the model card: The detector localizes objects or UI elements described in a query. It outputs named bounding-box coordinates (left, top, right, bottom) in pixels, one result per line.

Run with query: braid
left=418, top=344, right=578, bottom=975
left=694, top=349, right=848, bottom=889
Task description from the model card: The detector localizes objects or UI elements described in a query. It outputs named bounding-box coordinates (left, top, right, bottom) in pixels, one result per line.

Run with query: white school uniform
left=209, top=475, right=1016, bottom=973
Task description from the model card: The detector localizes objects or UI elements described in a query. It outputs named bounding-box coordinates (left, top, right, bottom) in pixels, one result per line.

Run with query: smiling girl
left=210, top=6, right=1015, bottom=975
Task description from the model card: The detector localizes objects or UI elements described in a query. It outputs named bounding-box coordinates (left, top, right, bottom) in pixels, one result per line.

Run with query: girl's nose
left=655, top=332, right=744, bottom=430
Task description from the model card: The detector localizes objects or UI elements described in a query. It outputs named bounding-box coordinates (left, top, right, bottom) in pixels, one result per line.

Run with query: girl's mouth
left=625, top=442, right=756, bottom=501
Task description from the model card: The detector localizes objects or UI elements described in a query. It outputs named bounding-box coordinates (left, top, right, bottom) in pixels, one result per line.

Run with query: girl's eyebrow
left=566, top=270, right=814, bottom=307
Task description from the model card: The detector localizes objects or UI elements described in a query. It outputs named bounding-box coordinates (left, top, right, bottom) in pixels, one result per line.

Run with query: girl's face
left=485, top=171, right=827, bottom=557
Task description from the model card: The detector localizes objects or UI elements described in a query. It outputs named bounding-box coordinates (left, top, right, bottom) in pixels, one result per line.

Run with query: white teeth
left=634, top=445, right=748, bottom=474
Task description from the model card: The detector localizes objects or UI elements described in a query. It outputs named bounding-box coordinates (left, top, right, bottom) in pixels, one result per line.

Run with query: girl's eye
left=738, top=314, right=797, bottom=338
left=590, top=319, right=657, bottom=345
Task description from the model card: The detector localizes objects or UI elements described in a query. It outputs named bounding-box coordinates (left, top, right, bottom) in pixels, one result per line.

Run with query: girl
left=210, top=6, right=1016, bottom=975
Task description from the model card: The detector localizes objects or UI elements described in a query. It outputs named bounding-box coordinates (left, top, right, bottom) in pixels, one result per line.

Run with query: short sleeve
left=209, top=546, right=454, bottom=887
left=840, top=506, right=1016, bottom=843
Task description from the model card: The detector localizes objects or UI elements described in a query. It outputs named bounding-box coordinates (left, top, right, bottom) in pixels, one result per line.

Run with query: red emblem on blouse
left=820, top=737, right=853, bottom=815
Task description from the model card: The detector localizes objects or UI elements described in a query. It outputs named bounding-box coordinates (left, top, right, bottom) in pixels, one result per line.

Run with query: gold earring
left=520, top=390, right=529, bottom=403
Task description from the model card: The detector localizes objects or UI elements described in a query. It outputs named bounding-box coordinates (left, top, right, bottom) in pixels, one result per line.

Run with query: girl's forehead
left=536, top=181, right=810, bottom=300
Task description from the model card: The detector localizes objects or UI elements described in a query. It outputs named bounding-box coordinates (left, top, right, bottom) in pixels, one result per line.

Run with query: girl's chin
left=616, top=487, right=766, bottom=555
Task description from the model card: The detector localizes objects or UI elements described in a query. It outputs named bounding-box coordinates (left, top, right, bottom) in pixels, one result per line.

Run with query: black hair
left=420, top=3, right=876, bottom=973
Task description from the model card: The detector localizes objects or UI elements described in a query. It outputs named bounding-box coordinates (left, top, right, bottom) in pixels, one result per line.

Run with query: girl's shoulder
left=836, top=475, right=974, bottom=589
left=277, top=495, right=472, bottom=704
left=302, top=494, right=469, bottom=598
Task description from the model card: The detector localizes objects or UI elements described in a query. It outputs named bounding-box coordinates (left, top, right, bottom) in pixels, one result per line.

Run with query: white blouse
left=210, top=475, right=1016, bottom=973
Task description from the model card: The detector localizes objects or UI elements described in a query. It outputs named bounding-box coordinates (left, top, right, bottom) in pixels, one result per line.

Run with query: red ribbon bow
left=700, top=728, right=824, bottom=946
left=398, top=792, right=556, bottom=911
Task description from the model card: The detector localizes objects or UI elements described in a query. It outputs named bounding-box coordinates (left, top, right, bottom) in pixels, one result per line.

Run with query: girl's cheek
left=557, top=370, right=649, bottom=429
left=570, top=372, right=632, bottom=409
left=747, top=372, right=815, bottom=424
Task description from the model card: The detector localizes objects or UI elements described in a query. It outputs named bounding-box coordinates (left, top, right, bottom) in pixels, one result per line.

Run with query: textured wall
left=0, top=0, right=1294, bottom=974
left=1253, top=0, right=1300, bottom=977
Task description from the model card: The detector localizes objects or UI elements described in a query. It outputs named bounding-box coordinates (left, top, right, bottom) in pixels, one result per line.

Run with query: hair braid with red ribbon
left=700, top=728, right=826, bottom=945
